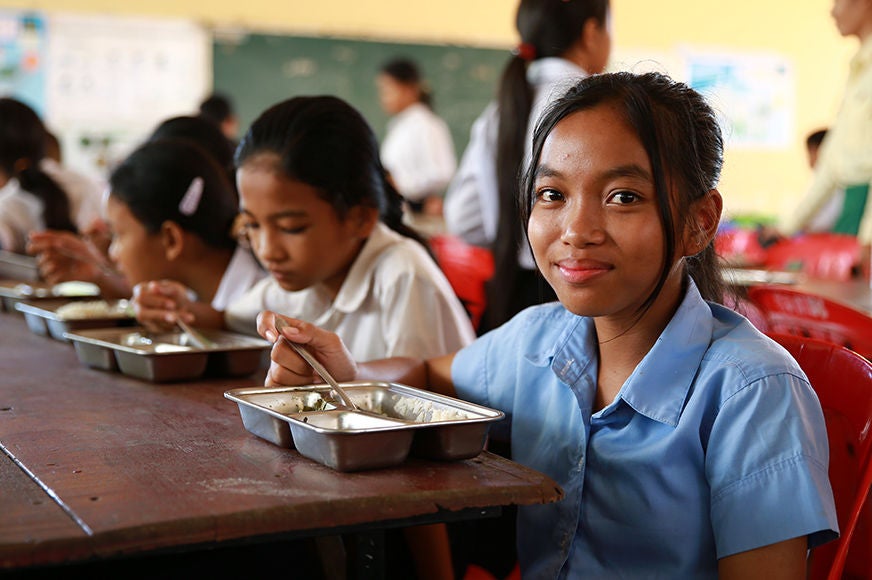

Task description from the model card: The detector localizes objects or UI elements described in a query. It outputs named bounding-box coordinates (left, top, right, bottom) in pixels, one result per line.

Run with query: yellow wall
left=0, top=0, right=859, bottom=220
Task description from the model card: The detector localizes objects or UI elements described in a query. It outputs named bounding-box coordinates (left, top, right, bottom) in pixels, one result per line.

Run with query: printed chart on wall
left=0, top=11, right=47, bottom=114
left=683, top=48, right=794, bottom=150
left=45, top=13, right=210, bottom=178
left=0, top=10, right=210, bottom=180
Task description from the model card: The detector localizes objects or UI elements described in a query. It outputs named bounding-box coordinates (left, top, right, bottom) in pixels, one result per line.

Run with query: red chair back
left=763, top=233, right=860, bottom=282
left=715, top=227, right=767, bottom=266
left=429, top=235, right=495, bottom=330
left=768, top=333, right=872, bottom=579
left=747, top=286, right=872, bottom=360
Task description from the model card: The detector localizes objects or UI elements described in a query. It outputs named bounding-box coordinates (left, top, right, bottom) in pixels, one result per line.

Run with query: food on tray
left=265, top=396, right=328, bottom=414
left=392, top=395, right=468, bottom=422
left=55, top=300, right=132, bottom=320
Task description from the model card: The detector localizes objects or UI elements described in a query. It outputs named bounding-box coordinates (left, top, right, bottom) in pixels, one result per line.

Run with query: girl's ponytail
left=17, top=166, right=76, bottom=233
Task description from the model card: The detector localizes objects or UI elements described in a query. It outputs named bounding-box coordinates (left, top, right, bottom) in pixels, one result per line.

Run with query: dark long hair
left=109, top=139, right=238, bottom=250
left=148, top=115, right=237, bottom=196
left=235, top=95, right=428, bottom=249
left=0, top=98, right=76, bottom=234
left=522, top=71, right=726, bottom=308
left=488, top=0, right=610, bottom=329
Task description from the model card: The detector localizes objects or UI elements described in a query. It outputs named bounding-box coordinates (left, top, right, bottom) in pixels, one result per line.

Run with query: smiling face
left=236, top=153, right=375, bottom=297
left=527, top=104, right=688, bottom=324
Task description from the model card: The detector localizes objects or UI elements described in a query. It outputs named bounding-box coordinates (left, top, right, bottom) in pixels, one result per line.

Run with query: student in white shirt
left=443, top=0, right=612, bottom=332
left=0, top=98, right=77, bottom=253
left=104, top=139, right=263, bottom=328
left=377, top=58, right=457, bottom=216
left=226, top=94, right=475, bottom=579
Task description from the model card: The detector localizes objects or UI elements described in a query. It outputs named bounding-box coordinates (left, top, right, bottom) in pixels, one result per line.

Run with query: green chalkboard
left=212, top=33, right=510, bottom=156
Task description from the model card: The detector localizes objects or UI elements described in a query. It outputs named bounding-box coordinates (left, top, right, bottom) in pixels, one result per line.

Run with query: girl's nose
left=251, top=227, right=285, bottom=262
left=561, top=200, right=606, bottom=247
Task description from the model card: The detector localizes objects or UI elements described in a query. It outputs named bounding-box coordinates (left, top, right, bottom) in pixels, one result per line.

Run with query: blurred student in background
left=778, top=0, right=872, bottom=256
left=41, top=130, right=105, bottom=234
left=803, top=128, right=846, bottom=232
left=199, top=92, right=240, bottom=149
left=443, top=0, right=612, bottom=332
left=377, top=57, right=456, bottom=216
left=0, top=97, right=77, bottom=253
left=29, top=114, right=246, bottom=297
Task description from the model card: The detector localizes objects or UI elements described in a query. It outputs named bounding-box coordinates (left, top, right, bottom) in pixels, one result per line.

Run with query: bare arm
left=718, top=536, right=807, bottom=580
left=256, top=310, right=457, bottom=396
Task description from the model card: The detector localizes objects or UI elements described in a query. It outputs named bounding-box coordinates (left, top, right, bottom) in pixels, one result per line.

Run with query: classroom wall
left=0, top=0, right=858, bottom=221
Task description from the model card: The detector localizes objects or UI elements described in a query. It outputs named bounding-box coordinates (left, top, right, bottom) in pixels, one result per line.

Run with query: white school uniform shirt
left=0, top=178, right=44, bottom=253
left=224, top=222, right=475, bottom=361
left=380, top=102, right=457, bottom=203
left=211, top=246, right=266, bottom=310
left=443, top=57, right=588, bottom=268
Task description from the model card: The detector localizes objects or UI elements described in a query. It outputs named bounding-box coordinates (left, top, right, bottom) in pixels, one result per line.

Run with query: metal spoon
left=176, top=318, right=215, bottom=350
left=274, top=317, right=358, bottom=410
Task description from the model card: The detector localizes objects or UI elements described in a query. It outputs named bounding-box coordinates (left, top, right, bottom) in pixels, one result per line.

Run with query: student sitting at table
left=217, top=94, right=474, bottom=579
left=107, top=139, right=263, bottom=327
left=256, top=71, right=838, bottom=578
left=0, top=98, right=77, bottom=254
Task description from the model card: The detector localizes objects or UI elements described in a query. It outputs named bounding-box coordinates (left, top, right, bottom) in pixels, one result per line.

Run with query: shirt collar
left=543, top=279, right=713, bottom=427
left=331, top=222, right=401, bottom=313
left=850, top=35, right=872, bottom=77
left=617, top=279, right=714, bottom=426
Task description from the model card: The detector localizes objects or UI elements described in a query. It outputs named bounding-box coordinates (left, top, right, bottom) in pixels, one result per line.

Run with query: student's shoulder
left=703, top=302, right=807, bottom=391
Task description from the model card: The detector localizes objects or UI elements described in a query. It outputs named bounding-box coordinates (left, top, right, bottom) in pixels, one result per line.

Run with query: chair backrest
left=715, top=227, right=767, bottom=266
left=763, top=233, right=860, bottom=282
left=428, top=235, right=495, bottom=330
left=747, top=286, right=872, bottom=360
left=768, top=333, right=872, bottom=579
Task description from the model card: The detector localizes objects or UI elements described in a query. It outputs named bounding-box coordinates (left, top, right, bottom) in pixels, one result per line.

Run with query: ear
left=160, top=220, right=186, bottom=262
left=684, top=189, right=723, bottom=256
left=345, top=205, right=380, bottom=239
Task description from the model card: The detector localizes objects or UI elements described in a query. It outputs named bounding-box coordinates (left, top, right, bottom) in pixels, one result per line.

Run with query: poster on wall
left=0, top=11, right=47, bottom=114
left=683, top=48, right=794, bottom=150
left=45, top=13, right=211, bottom=179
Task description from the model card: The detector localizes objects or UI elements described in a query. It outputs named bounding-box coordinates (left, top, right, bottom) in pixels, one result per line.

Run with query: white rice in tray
left=392, top=395, right=468, bottom=422
left=55, top=300, right=132, bottom=320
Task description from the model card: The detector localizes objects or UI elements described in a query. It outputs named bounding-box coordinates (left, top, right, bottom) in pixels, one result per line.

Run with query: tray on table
left=65, top=326, right=271, bottom=382
left=225, top=382, right=505, bottom=472
left=15, top=298, right=134, bottom=341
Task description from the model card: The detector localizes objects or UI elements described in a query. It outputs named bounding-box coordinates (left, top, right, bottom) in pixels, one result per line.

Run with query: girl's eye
left=279, top=225, right=308, bottom=235
left=607, top=190, right=640, bottom=205
left=536, top=188, right=564, bottom=203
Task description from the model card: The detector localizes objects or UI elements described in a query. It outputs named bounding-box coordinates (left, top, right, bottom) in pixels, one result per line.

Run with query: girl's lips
left=555, top=259, right=612, bottom=284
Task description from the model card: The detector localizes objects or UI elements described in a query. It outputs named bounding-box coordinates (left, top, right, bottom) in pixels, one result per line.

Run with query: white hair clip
left=178, top=176, right=204, bottom=216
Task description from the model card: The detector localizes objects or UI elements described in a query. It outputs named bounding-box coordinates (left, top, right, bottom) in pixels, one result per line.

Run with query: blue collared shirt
left=452, top=280, right=838, bottom=578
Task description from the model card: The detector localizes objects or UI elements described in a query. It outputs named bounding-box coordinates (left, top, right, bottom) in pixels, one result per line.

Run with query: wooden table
left=0, top=310, right=562, bottom=576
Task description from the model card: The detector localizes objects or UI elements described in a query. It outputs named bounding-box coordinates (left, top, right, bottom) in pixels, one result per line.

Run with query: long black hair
left=235, top=95, right=428, bottom=249
left=0, top=98, right=76, bottom=235
left=109, top=139, right=238, bottom=250
left=522, top=71, right=726, bottom=308
left=488, top=0, right=610, bottom=329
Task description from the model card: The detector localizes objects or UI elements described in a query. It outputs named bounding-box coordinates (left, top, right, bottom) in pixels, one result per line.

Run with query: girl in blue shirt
left=257, top=72, right=838, bottom=578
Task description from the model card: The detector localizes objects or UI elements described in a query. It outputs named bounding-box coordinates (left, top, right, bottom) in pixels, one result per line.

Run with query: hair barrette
left=513, top=42, right=537, bottom=62
left=178, top=176, right=204, bottom=216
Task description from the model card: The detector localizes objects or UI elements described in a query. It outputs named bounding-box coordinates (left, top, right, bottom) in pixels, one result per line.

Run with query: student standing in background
left=778, top=0, right=872, bottom=258
left=198, top=92, right=241, bottom=150
left=377, top=57, right=457, bottom=216
left=443, top=0, right=612, bottom=332
left=803, top=128, right=846, bottom=232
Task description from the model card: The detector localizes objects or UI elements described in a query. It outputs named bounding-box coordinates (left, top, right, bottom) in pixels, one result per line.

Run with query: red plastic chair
left=715, top=227, right=768, bottom=266
left=747, top=286, right=872, bottom=360
left=763, top=233, right=861, bottom=282
left=767, top=333, right=872, bottom=579
left=429, top=235, right=495, bottom=330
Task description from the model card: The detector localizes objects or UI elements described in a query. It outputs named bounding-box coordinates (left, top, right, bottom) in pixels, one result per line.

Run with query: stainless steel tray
left=0, top=250, right=39, bottom=282
left=65, top=327, right=271, bottom=382
left=15, top=299, right=135, bottom=341
left=225, top=382, right=505, bottom=471
left=0, top=280, right=99, bottom=313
